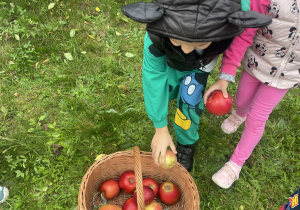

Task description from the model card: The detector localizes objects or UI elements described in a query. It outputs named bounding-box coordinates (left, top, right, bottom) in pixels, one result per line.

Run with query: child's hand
left=151, top=126, right=177, bottom=167
left=204, top=79, right=229, bottom=104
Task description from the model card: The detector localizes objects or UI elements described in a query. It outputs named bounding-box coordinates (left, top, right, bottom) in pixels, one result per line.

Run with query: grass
left=0, top=0, right=299, bottom=209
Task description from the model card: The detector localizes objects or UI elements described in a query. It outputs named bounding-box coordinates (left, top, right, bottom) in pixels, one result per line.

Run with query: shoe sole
left=212, top=175, right=231, bottom=189
left=221, top=124, right=237, bottom=135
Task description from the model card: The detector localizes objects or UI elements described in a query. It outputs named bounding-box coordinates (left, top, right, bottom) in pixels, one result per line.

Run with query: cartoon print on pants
left=275, top=47, right=287, bottom=58
left=247, top=55, right=258, bottom=71
left=175, top=73, right=204, bottom=130
left=291, top=0, right=299, bottom=15
left=267, top=1, right=280, bottom=18
left=256, top=42, right=267, bottom=56
left=270, top=66, right=278, bottom=77
left=260, top=27, right=273, bottom=38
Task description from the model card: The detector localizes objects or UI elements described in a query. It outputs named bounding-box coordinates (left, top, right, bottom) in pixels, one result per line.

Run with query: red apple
left=206, top=90, right=233, bottom=115
left=99, top=179, right=120, bottom=200
left=122, top=197, right=138, bottom=210
left=98, top=204, right=122, bottom=210
left=158, top=181, right=180, bottom=205
left=143, top=178, right=159, bottom=197
left=158, top=150, right=177, bottom=169
left=119, top=170, right=136, bottom=194
left=134, top=186, right=154, bottom=205
left=145, top=200, right=163, bottom=210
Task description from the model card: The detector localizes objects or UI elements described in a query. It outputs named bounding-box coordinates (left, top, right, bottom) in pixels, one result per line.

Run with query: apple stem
left=92, top=192, right=107, bottom=209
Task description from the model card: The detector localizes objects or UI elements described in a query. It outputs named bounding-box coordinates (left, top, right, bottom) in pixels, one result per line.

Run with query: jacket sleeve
left=221, top=0, right=270, bottom=76
left=142, top=32, right=169, bottom=128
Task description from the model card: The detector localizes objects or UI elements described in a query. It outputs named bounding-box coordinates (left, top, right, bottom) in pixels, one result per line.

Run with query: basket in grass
left=78, top=146, right=200, bottom=210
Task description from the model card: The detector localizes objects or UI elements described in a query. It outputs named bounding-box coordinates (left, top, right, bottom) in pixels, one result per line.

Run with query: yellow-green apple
left=119, top=170, right=136, bottom=194
left=99, top=179, right=120, bottom=200
left=158, top=150, right=177, bottom=169
left=143, top=178, right=159, bottom=197
left=98, top=204, right=122, bottom=210
left=158, top=181, right=180, bottom=205
left=122, top=197, right=137, bottom=210
left=145, top=200, right=163, bottom=210
left=133, top=186, right=154, bottom=205
left=206, top=90, right=233, bottom=115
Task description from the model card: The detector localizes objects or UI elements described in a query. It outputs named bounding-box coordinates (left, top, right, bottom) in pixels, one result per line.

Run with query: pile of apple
left=98, top=150, right=180, bottom=210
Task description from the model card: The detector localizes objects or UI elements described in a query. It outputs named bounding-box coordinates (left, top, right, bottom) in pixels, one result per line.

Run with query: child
left=205, top=0, right=300, bottom=188
left=121, top=0, right=271, bottom=172
left=0, top=186, right=9, bottom=204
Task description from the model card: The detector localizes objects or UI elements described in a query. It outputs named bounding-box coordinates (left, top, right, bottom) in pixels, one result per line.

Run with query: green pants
left=168, top=67, right=209, bottom=145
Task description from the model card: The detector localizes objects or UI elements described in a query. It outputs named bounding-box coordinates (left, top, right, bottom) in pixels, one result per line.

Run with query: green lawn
left=0, top=1, right=299, bottom=209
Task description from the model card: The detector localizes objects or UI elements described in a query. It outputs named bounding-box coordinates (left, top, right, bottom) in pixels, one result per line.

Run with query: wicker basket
left=78, top=146, right=200, bottom=210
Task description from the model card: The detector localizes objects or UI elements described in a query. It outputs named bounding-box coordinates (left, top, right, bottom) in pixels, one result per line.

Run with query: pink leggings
left=230, top=70, right=289, bottom=167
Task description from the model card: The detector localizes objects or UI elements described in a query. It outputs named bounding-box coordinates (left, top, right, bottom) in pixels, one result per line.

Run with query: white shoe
left=221, top=110, right=246, bottom=134
left=212, top=161, right=241, bottom=189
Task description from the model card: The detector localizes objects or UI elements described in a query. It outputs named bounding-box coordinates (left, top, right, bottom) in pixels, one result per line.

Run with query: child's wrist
left=155, top=126, right=168, bottom=134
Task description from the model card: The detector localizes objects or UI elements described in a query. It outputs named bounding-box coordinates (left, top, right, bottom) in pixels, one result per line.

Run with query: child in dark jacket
left=121, top=0, right=271, bottom=172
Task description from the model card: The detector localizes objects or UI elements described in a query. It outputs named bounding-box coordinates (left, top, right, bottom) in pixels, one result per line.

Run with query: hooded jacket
left=122, top=0, right=272, bottom=71
left=242, top=0, right=300, bottom=89
left=121, top=0, right=272, bottom=128
left=221, top=0, right=300, bottom=89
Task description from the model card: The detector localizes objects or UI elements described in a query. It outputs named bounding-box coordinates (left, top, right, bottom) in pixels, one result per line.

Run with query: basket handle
left=133, top=146, right=145, bottom=210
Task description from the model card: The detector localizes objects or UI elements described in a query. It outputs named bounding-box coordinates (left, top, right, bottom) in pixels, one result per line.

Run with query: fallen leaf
left=95, top=7, right=100, bottom=12
left=95, top=154, right=107, bottom=161
left=14, top=34, right=20, bottom=41
left=88, top=34, right=95, bottom=39
left=48, top=3, right=55, bottom=9
left=64, top=53, right=73, bottom=61
left=70, top=29, right=76, bottom=37
left=125, top=52, right=134, bottom=58
left=35, top=62, right=39, bottom=68
left=42, top=58, right=50, bottom=64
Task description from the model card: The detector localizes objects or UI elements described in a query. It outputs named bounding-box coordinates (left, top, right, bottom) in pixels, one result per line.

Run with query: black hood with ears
left=121, top=0, right=272, bottom=42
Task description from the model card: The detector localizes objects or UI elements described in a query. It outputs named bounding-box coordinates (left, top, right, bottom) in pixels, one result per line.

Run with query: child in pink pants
left=204, top=0, right=300, bottom=188
left=227, top=69, right=288, bottom=167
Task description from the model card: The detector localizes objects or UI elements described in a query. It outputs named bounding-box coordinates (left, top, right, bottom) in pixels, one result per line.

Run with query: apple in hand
left=99, top=179, right=120, bottom=200
left=158, top=181, right=180, bottom=205
left=119, top=170, right=136, bottom=194
left=122, top=197, right=138, bottom=210
left=158, top=150, right=177, bottom=169
left=206, top=90, right=233, bottom=116
left=143, top=178, right=159, bottom=197
left=134, top=186, right=155, bottom=205
left=98, top=204, right=122, bottom=210
left=145, top=200, right=163, bottom=210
